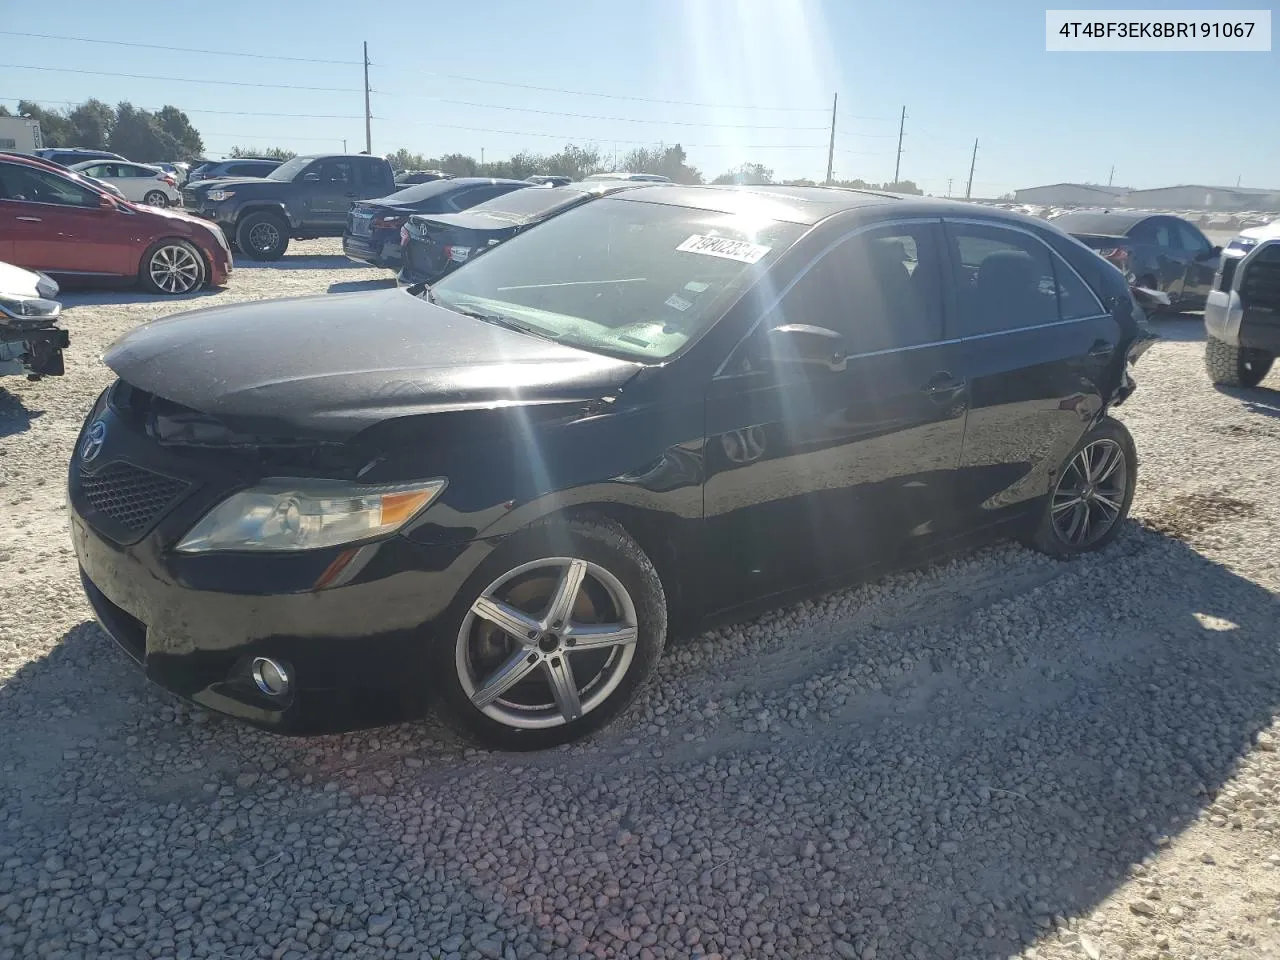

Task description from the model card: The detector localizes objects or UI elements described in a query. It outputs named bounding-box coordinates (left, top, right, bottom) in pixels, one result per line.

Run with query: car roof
left=606, top=183, right=973, bottom=224
left=1050, top=211, right=1155, bottom=235
left=380, top=177, right=532, bottom=205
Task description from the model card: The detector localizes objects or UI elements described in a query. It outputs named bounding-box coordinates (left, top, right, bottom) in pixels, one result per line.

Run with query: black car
left=34, top=147, right=126, bottom=167
left=397, top=182, right=634, bottom=285
left=527, top=175, right=572, bottom=187
left=186, top=158, right=282, bottom=185
left=395, top=169, right=451, bottom=187
left=184, top=154, right=397, bottom=260
left=1053, top=211, right=1221, bottom=311
left=343, top=177, right=532, bottom=270
left=69, top=185, right=1149, bottom=750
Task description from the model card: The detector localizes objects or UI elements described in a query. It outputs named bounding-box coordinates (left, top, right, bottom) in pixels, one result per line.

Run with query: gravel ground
left=2, top=239, right=1280, bottom=960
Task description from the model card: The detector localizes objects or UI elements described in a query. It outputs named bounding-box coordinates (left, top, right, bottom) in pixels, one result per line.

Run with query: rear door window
left=944, top=222, right=1060, bottom=334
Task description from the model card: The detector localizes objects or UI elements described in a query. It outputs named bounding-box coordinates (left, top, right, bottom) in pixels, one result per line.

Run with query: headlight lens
left=175, top=478, right=446, bottom=553
left=207, top=189, right=235, bottom=202
left=0, top=293, right=61, bottom=320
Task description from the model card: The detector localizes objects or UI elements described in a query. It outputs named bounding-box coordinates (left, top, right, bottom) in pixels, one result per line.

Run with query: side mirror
left=302, top=172, right=321, bottom=182
left=767, top=323, right=847, bottom=372
left=98, top=194, right=116, bottom=210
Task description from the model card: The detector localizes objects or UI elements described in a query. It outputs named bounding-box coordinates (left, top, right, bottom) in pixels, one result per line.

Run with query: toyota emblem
left=80, top=419, right=107, bottom=463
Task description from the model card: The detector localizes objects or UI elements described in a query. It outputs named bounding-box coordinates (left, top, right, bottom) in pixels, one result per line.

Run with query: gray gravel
left=2, top=240, right=1279, bottom=960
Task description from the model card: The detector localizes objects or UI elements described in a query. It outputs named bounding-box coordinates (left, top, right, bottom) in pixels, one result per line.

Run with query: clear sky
left=2, top=0, right=1275, bottom=196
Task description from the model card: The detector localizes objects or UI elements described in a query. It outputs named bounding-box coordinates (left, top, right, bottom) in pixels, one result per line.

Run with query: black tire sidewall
left=236, top=212, right=289, bottom=261
left=138, top=239, right=206, bottom=295
left=430, top=518, right=667, bottom=751
left=1032, top=417, right=1137, bottom=558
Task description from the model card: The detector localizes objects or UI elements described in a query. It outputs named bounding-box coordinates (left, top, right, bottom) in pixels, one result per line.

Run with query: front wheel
left=432, top=516, right=667, bottom=750
left=142, top=190, right=169, bottom=207
left=1025, top=418, right=1136, bottom=558
left=1205, top=335, right=1273, bottom=387
left=139, top=239, right=205, bottom=295
left=236, top=211, right=290, bottom=261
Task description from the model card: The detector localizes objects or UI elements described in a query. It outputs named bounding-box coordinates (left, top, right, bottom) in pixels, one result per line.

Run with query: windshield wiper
left=441, top=302, right=559, bottom=340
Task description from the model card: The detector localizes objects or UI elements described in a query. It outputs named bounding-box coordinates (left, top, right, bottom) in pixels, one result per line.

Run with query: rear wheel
left=142, top=190, right=169, bottom=207
left=139, top=239, right=205, bottom=295
left=432, top=516, right=667, bottom=751
left=236, top=211, right=290, bottom=261
left=1206, top=335, right=1273, bottom=387
left=1026, top=417, right=1136, bottom=558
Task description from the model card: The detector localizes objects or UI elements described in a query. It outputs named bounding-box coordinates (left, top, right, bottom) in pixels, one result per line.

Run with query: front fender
left=235, top=201, right=294, bottom=229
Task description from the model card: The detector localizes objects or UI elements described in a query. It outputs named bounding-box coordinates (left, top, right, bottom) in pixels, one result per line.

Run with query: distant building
left=1120, top=185, right=1280, bottom=212
left=1013, top=183, right=1130, bottom=206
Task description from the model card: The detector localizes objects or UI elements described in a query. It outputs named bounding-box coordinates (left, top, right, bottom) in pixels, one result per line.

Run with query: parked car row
left=67, top=182, right=1156, bottom=750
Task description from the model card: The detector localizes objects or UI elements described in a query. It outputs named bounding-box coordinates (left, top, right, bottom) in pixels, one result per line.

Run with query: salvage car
left=343, top=177, right=532, bottom=270
left=397, top=181, right=636, bottom=285
left=69, top=186, right=1149, bottom=749
left=1052, top=211, right=1220, bottom=312
left=1204, top=220, right=1279, bottom=387
left=0, top=153, right=232, bottom=295
left=0, top=261, right=68, bottom=379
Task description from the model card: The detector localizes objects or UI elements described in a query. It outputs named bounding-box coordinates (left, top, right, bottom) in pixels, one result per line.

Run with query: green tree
left=712, top=162, right=774, bottom=185
left=17, top=101, right=74, bottom=147
left=230, top=145, right=296, bottom=160
left=67, top=100, right=115, bottom=150
left=387, top=148, right=433, bottom=171
left=621, top=143, right=702, bottom=184
left=880, top=179, right=922, bottom=195
left=154, top=106, right=204, bottom=159
left=109, top=103, right=180, bottom=161
left=0, top=105, right=10, bottom=117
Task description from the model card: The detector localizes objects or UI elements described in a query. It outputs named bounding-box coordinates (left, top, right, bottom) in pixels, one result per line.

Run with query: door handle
left=344, top=192, right=357, bottom=198
left=16, top=216, right=41, bottom=222
left=923, top=372, right=965, bottom=398
left=1088, top=339, right=1115, bottom=358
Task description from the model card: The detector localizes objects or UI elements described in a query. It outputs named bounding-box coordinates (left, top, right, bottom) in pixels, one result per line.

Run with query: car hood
left=103, top=288, right=642, bottom=440
left=0, top=261, right=57, bottom=299
left=189, top=176, right=276, bottom=192
left=1239, top=220, right=1280, bottom=242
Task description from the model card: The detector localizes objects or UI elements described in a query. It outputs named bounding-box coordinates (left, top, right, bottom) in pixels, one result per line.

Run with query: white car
left=68, top=160, right=181, bottom=207
left=0, top=261, right=68, bottom=380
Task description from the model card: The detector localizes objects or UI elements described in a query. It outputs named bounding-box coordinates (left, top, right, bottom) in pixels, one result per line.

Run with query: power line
left=2, top=97, right=367, bottom=120
left=396, top=118, right=829, bottom=149
left=383, top=94, right=830, bottom=130
left=4, top=64, right=367, bottom=94
left=0, top=30, right=363, bottom=65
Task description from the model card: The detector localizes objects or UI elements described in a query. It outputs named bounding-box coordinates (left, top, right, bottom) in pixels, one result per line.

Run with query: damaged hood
left=103, top=288, right=642, bottom=439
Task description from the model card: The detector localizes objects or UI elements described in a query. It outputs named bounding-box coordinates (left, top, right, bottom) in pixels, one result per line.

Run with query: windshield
left=429, top=197, right=804, bottom=362
left=268, top=157, right=312, bottom=181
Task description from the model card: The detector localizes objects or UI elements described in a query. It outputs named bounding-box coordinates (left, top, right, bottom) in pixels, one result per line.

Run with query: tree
left=621, top=144, right=703, bottom=184
left=67, top=100, right=115, bottom=151
left=109, top=103, right=180, bottom=161
left=154, top=106, right=203, bottom=159
left=231, top=146, right=295, bottom=160
left=712, top=162, right=775, bottom=185
left=386, top=148, right=432, bottom=171
left=0, top=105, right=10, bottom=117
left=880, top=179, right=923, bottom=195
left=16, top=101, right=74, bottom=147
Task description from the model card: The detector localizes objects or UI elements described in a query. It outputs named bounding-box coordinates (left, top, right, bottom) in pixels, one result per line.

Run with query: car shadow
left=0, top=388, right=42, bottom=437
left=1146, top=314, right=1205, bottom=343
left=58, top=287, right=225, bottom=308
left=2, top=525, right=1278, bottom=958
left=236, top=254, right=367, bottom=271
left=327, top=277, right=398, bottom=294
left=1215, top=383, right=1280, bottom=417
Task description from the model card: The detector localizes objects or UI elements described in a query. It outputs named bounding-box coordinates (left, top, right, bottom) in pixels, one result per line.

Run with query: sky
left=1, top=0, right=1275, bottom=196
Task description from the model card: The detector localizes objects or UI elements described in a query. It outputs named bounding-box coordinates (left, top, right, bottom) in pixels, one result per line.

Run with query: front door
left=1174, top=220, right=1218, bottom=306
left=701, top=220, right=969, bottom=613
left=942, top=219, right=1123, bottom=531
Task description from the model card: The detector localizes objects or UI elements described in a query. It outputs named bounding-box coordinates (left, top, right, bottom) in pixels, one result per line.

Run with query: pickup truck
left=181, top=154, right=397, bottom=260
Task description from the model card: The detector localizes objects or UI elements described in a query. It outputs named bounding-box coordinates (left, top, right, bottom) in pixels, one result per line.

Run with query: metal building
left=1013, top=183, right=1130, bottom=206
left=1120, top=185, right=1280, bottom=212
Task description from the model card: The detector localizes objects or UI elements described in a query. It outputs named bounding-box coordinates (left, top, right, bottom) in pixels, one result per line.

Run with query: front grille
left=182, top=188, right=200, bottom=208
left=79, top=461, right=188, bottom=538
left=1240, top=245, right=1280, bottom=313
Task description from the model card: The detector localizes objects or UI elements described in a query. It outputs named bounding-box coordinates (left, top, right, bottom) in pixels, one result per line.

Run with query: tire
left=1205, top=335, right=1273, bottom=388
left=138, top=239, right=206, bottom=295
left=235, top=211, right=290, bottom=261
left=431, top=515, right=667, bottom=751
left=142, top=190, right=169, bottom=207
left=1025, top=417, right=1136, bottom=559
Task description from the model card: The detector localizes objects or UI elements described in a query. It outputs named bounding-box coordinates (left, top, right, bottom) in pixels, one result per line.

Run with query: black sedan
left=397, top=181, right=636, bottom=286
left=70, top=185, right=1149, bottom=750
left=343, top=177, right=531, bottom=270
left=1053, top=211, right=1221, bottom=311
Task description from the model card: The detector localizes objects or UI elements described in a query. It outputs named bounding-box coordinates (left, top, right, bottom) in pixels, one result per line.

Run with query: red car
left=0, top=153, right=231, bottom=296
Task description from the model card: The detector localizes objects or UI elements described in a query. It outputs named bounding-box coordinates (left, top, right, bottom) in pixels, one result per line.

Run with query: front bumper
left=67, top=396, right=492, bottom=734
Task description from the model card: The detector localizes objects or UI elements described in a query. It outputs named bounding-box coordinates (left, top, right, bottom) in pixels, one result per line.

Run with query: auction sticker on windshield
left=676, top=235, right=772, bottom=264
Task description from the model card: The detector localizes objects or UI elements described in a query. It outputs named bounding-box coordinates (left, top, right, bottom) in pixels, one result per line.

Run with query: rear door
left=1129, top=218, right=1188, bottom=298
left=355, top=157, right=395, bottom=200
left=701, top=219, right=968, bottom=610
left=943, top=218, right=1120, bottom=531
left=0, top=162, right=134, bottom=276
left=304, top=159, right=358, bottom=225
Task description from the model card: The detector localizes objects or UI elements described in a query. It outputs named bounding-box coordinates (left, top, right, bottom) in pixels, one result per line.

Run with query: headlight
left=0, top=293, right=61, bottom=321
left=175, top=478, right=446, bottom=553
left=207, top=189, right=235, bottom=202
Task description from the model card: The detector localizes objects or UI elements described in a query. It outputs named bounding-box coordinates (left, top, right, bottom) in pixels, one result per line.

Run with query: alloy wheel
left=143, top=191, right=169, bottom=207
left=248, top=221, right=281, bottom=255
left=455, top=557, right=639, bottom=730
left=148, top=244, right=202, bottom=294
left=1051, top=438, right=1128, bottom=547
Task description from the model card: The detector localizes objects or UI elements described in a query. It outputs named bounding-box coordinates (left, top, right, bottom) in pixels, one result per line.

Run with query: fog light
left=250, top=657, right=290, bottom=697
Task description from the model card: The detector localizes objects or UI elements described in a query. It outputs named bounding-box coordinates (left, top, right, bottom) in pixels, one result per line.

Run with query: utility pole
left=1108, top=164, right=1115, bottom=186
left=343, top=138, right=347, bottom=152
left=893, top=105, right=906, bottom=185
left=1236, top=174, right=1242, bottom=187
left=947, top=178, right=953, bottom=197
left=481, top=147, right=485, bottom=165
left=825, top=92, right=837, bottom=185
left=965, top=138, right=978, bottom=200
left=362, top=41, right=372, bottom=154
